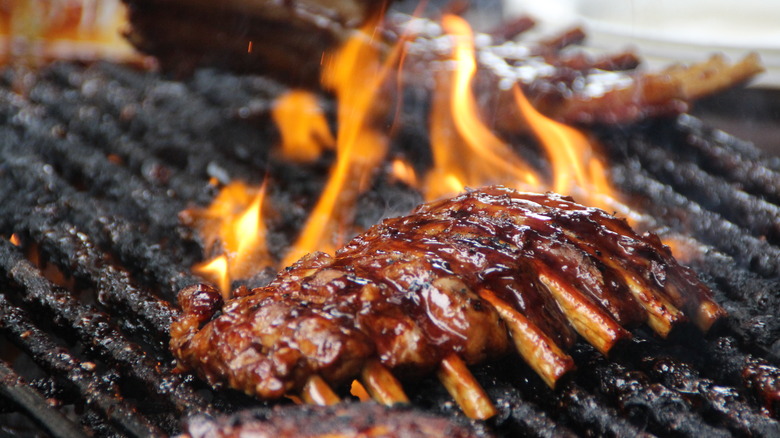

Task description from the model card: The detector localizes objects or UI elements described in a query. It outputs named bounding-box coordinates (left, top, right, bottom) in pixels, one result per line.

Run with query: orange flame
left=272, top=90, right=335, bottom=163
left=424, top=14, right=619, bottom=209
left=350, top=380, right=372, bottom=402
left=390, top=158, right=418, bottom=187
left=426, top=14, right=540, bottom=200
left=281, top=22, right=398, bottom=266
left=512, top=85, right=618, bottom=210
left=189, top=180, right=271, bottom=297
left=186, top=12, right=626, bottom=285
left=195, top=254, right=230, bottom=299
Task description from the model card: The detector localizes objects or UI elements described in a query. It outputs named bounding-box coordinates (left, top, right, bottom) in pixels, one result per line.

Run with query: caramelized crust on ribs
left=171, top=186, right=725, bottom=399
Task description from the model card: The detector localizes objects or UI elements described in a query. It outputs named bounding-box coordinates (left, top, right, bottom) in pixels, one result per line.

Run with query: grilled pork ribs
left=171, top=186, right=725, bottom=401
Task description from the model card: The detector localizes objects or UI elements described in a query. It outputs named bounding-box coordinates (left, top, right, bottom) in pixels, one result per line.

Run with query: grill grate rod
left=570, top=345, right=731, bottom=438
left=617, top=125, right=780, bottom=246
left=8, top=212, right=177, bottom=344
left=609, top=163, right=780, bottom=278
left=704, top=337, right=780, bottom=416
left=0, top=294, right=164, bottom=437
left=676, top=115, right=780, bottom=204
left=482, top=368, right=656, bottom=438
left=0, top=149, right=200, bottom=300
left=677, top=115, right=780, bottom=174
left=622, top=337, right=780, bottom=436
left=21, top=62, right=278, bottom=191
left=0, top=359, right=86, bottom=438
left=0, top=239, right=212, bottom=418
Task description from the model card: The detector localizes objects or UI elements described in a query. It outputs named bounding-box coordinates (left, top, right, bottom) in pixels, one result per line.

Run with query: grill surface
left=0, top=61, right=778, bottom=437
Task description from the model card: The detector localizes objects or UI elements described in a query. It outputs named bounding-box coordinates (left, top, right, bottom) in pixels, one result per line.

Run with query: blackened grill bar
left=0, top=359, right=85, bottom=438
left=0, top=240, right=212, bottom=416
left=0, top=149, right=198, bottom=300
left=674, top=116, right=780, bottom=204
left=610, top=123, right=780, bottom=246
left=0, top=61, right=778, bottom=437
left=624, top=337, right=780, bottom=436
left=0, top=294, right=163, bottom=437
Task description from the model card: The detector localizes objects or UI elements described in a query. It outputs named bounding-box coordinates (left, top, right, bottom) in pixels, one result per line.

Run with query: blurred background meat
left=122, top=0, right=392, bottom=86
left=180, top=402, right=492, bottom=438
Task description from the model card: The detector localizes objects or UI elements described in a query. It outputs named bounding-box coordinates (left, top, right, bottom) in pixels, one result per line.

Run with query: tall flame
left=513, top=85, right=617, bottom=210
left=424, top=14, right=619, bottom=209
left=426, top=14, right=540, bottom=200
left=281, top=22, right=398, bottom=266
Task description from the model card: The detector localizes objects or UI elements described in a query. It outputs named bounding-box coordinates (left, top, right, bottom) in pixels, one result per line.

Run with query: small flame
left=9, top=234, right=21, bottom=246
left=188, top=180, right=271, bottom=297
left=426, top=14, right=540, bottom=200
left=195, top=254, right=230, bottom=299
left=272, top=90, right=335, bottom=163
left=390, top=158, right=418, bottom=187
left=282, top=21, right=398, bottom=266
left=658, top=234, right=703, bottom=264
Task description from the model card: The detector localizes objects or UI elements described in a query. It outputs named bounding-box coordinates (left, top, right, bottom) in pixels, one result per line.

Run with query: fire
left=350, top=380, right=372, bottom=402
left=513, top=85, right=617, bottom=210
left=424, top=14, right=619, bottom=208
left=185, top=11, right=624, bottom=287
left=195, top=255, right=230, bottom=299
left=281, top=21, right=398, bottom=266
left=272, top=90, right=335, bottom=163
left=187, top=180, right=271, bottom=297
left=426, top=14, right=540, bottom=200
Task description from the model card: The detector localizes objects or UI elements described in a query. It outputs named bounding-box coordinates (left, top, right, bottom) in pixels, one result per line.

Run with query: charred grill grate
left=0, top=61, right=778, bottom=437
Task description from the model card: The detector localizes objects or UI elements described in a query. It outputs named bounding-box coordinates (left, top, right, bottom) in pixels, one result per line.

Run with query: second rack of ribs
left=171, top=186, right=725, bottom=400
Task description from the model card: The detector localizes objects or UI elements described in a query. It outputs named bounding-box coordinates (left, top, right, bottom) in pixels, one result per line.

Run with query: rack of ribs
left=171, top=186, right=726, bottom=418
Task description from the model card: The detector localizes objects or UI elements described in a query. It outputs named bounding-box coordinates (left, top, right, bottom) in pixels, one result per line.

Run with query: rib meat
left=171, top=186, right=725, bottom=399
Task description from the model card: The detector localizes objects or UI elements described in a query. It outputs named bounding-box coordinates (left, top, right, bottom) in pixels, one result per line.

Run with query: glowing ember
left=350, top=381, right=372, bottom=402
left=186, top=180, right=271, bottom=297
left=272, top=90, right=335, bottom=163
left=426, top=14, right=540, bottom=201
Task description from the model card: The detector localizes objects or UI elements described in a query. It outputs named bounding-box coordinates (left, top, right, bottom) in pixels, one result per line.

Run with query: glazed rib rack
left=0, top=61, right=779, bottom=437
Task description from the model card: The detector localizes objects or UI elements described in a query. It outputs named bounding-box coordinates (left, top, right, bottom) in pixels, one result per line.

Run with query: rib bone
left=479, top=289, right=574, bottom=387
left=301, top=375, right=340, bottom=406
left=360, top=359, right=410, bottom=406
left=436, top=355, right=497, bottom=420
